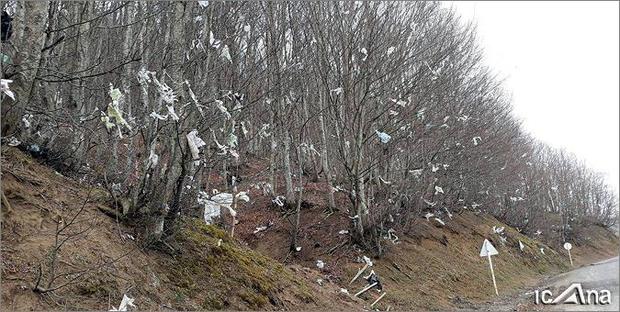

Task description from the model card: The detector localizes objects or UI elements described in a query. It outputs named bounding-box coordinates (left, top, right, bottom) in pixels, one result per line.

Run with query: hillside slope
left=0, top=147, right=360, bottom=310
left=1, top=146, right=617, bottom=310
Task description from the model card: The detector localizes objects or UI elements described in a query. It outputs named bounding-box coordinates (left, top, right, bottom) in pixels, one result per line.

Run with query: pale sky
left=449, top=1, right=620, bottom=195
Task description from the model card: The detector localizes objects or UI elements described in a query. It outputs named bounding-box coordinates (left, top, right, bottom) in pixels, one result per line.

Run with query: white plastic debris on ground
left=375, top=130, right=391, bottom=144
left=492, top=226, right=505, bottom=234
left=362, top=255, right=373, bottom=267
left=316, top=260, right=325, bottom=269
left=272, top=195, right=285, bottom=207
left=109, top=294, right=136, bottom=311
left=424, top=212, right=434, bottom=220
left=434, top=185, right=444, bottom=195
left=253, top=226, right=268, bottom=234
left=7, top=137, right=20, bottom=147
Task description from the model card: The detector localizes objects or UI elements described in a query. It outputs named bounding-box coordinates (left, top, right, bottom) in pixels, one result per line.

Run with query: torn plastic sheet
left=1, top=79, right=15, bottom=100
left=201, top=191, right=250, bottom=224
left=221, top=45, right=232, bottom=63
left=202, top=200, right=220, bottom=224
left=258, top=123, right=271, bottom=138
left=209, top=31, right=221, bottom=49
left=253, top=226, right=267, bottom=234
left=387, top=46, right=396, bottom=56
left=137, top=67, right=154, bottom=84
left=186, top=80, right=204, bottom=117
left=330, top=87, right=343, bottom=95
left=214, top=100, right=231, bottom=119
left=21, top=114, right=32, bottom=129
left=434, top=185, right=444, bottom=194
left=147, top=148, right=159, bottom=169
left=236, top=191, right=250, bottom=202
left=473, top=136, right=482, bottom=146
left=107, top=103, right=132, bottom=131
left=101, top=114, right=115, bottom=130
left=109, top=87, right=122, bottom=102
left=151, top=76, right=177, bottom=105
left=186, top=130, right=206, bottom=161
left=272, top=196, right=285, bottom=207
left=241, top=121, right=249, bottom=137
left=227, top=133, right=238, bottom=148
left=166, top=104, right=179, bottom=121
left=375, top=130, right=391, bottom=144
left=109, top=294, right=136, bottom=311
left=316, top=260, right=325, bottom=269
left=7, top=137, right=20, bottom=147
left=149, top=112, right=168, bottom=120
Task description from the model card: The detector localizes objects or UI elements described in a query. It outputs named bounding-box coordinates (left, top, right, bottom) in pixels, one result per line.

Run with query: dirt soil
left=1, top=146, right=618, bottom=311
left=227, top=157, right=619, bottom=311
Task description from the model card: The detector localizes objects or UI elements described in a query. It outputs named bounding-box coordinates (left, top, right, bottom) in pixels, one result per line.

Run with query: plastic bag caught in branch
left=147, top=148, right=159, bottom=169
left=221, top=45, right=232, bottom=63
left=109, top=87, right=122, bottom=102
left=151, top=76, right=177, bottom=105
left=101, top=114, right=115, bottom=130
left=227, top=132, right=238, bottom=148
left=105, top=84, right=132, bottom=131
left=214, top=100, right=231, bottom=120
left=1, top=79, right=15, bottom=100
left=107, top=103, right=132, bottom=131
left=186, top=129, right=206, bottom=162
left=258, top=123, right=271, bottom=138
left=136, top=67, right=154, bottom=84
left=167, top=104, right=179, bottom=121
left=241, top=121, right=250, bottom=138
left=212, top=130, right=228, bottom=155
left=185, top=80, right=204, bottom=117
left=149, top=112, right=168, bottom=120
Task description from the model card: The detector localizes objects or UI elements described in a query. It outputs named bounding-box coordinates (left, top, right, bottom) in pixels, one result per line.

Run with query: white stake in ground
left=563, top=242, right=573, bottom=266
left=480, top=239, right=499, bottom=296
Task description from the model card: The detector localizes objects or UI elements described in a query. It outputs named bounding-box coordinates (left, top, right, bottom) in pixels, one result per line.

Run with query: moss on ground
left=164, top=218, right=315, bottom=310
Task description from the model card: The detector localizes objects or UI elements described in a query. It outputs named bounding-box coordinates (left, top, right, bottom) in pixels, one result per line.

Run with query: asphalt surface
left=545, top=256, right=619, bottom=311
left=456, top=256, right=619, bottom=311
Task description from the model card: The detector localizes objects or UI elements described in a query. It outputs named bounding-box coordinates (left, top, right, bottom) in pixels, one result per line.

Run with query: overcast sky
left=449, top=1, right=620, bottom=195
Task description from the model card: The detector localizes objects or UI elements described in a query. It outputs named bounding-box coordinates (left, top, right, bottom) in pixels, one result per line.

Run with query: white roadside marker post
left=480, top=239, right=499, bottom=296
left=563, top=242, right=573, bottom=267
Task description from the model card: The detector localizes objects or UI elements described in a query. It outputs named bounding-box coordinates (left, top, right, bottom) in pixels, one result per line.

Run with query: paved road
left=457, top=257, right=619, bottom=311
left=545, top=256, right=618, bottom=311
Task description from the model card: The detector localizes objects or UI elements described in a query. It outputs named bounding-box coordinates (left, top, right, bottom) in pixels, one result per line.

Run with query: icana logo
left=534, top=283, right=612, bottom=305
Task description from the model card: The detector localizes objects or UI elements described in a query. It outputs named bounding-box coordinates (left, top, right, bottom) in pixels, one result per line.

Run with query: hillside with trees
left=1, top=1, right=617, bottom=310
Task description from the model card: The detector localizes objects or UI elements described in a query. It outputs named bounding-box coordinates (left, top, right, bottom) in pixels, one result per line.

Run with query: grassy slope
left=345, top=213, right=618, bottom=310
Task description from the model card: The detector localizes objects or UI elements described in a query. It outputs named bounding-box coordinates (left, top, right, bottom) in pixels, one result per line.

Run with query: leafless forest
left=1, top=1, right=617, bottom=256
